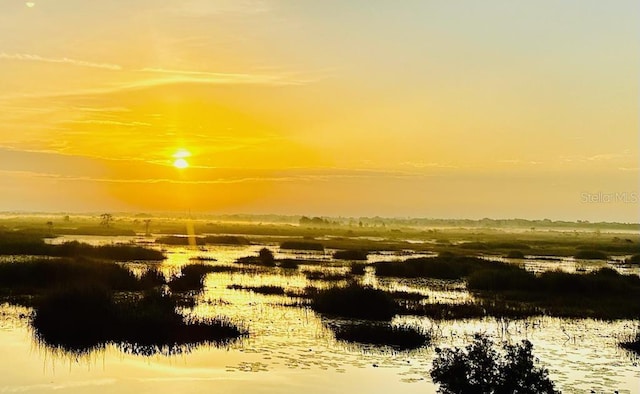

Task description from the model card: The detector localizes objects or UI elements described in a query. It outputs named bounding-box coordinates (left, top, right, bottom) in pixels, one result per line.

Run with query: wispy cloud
left=69, top=119, right=152, bottom=127
left=0, top=52, right=122, bottom=70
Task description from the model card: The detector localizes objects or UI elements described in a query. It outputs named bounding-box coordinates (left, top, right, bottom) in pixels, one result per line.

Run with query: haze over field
left=0, top=1, right=638, bottom=221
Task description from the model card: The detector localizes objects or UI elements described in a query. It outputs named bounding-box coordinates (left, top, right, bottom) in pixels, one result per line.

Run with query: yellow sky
left=0, top=1, right=638, bottom=221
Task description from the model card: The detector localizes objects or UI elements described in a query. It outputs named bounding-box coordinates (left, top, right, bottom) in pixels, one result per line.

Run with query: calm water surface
left=0, top=236, right=638, bottom=393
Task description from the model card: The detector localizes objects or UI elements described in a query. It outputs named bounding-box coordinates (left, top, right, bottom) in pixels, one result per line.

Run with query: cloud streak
left=0, top=53, right=122, bottom=70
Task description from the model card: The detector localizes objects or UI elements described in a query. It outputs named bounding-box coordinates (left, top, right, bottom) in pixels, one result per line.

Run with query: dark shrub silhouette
left=431, top=334, right=559, bottom=394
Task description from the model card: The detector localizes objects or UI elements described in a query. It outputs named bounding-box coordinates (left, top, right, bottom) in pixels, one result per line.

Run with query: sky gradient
left=1, top=1, right=638, bottom=221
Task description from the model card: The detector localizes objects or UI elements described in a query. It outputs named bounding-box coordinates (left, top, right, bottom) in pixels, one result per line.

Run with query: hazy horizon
left=1, top=1, right=638, bottom=222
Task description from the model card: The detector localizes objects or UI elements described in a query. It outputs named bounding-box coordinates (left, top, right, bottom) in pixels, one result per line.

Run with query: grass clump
left=235, top=248, right=276, bottom=267
left=0, top=238, right=164, bottom=261
left=374, top=255, right=516, bottom=280
left=620, top=327, right=640, bottom=355
left=227, top=284, right=285, bottom=296
left=0, top=258, right=141, bottom=294
left=278, top=259, right=300, bottom=269
left=312, top=283, right=398, bottom=320
left=468, top=267, right=640, bottom=319
left=280, top=241, right=324, bottom=251
left=167, top=264, right=221, bottom=292
left=304, top=270, right=350, bottom=281
left=431, top=334, right=559, bottom=394
left=202, top=235, right=250, bottom=245
left=32, top=287, right=246, bottom=354
left=506, top=250, right=526, bottom=259
left=350, top=263, right=366, bottom=275
left=333, top=250, right=368, bottom=260
left=574, top=250, right=608, bottom=260
left=329, top=323, right=429, bottom=350
left=626, top=254, right=640, bottom=265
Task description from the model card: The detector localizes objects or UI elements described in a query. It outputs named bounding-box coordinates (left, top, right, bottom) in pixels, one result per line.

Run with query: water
left=1, top=236, right=639, bottom=393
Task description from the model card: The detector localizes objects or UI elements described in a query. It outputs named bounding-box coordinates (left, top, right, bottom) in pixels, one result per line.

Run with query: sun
left=172, top=149, right=191, bottom=169
left=173, top=158, right=189, bottom=169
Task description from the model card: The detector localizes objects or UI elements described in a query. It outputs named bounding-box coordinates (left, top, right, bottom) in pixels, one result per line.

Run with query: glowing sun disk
left=173, top=158, right=189, bottom=169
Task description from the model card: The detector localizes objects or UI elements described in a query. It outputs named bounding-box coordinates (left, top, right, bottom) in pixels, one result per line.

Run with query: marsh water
left=1, top=235, right=639, bottom=393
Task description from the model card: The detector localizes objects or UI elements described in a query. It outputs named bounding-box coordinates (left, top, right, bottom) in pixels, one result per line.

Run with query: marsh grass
left=227, top=284, right=286, bottom=295
left=374, top=255, right=518, bottom=280
left=574, top=250, right=608, bottom=260
left=620, top=327, right=640, bottom=355
left=0, top=258, right=142, bottom=295
left=32, top=287, right=246, bottom=354
left=328, top=322, right=430, bottom=350
left=280, top=241, right=324, bottom=251
left=312, top=283, right=398, bottom=320
left=0, top=238, right=164, bottom=260
left=167, top=264, right=223, bottom=292
left=333, top=250, right=368, bottom=260
left=303, top=270, right=350, bottom=281
left=468, top=267, right=640, bottom=319
left=349, top=263, right=366, bottom=275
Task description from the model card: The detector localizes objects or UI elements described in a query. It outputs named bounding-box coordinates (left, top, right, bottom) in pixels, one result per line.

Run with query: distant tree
left=100, top=213, right=113, bottom=227
left=45, top=221, right=53, bottom=235
left=431, top=334, right=559, bottom=394
left=63, top=215, right=70, bottom=222
left=143, top=219, right=152, bottom=236
left=258, top=248, right=275, bottom=265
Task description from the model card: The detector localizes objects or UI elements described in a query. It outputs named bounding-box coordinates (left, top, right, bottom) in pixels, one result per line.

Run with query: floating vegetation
left=167, top=264, right=223, bottom=292
left=328, top=322, right=430, bottom=350
left=227, top=284, right=286, bottom=296
left=280, top=241, right=325, bottom=251
left=374, top=255, right=518, bottom=279
left=303, top=270, right=350, bottom=281
left=312, top=283, right=398, bottom=321
left=333, top=250, right=368, bottom=260
left=574, top=250, right=608, bottom=260
left=32, top=287, right=246, bottom=354
left=0, top=238, right=164, bottom=261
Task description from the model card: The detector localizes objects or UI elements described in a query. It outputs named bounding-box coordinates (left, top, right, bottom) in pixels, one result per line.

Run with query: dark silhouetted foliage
left=258, top=247, right=275, bottom=265
left=333, top=250, right=368, bottom=260
left=349, top=263, right=366, bottom=275
left=280, top=241, right=324, bottom=251
left=312, top=283, right=397, bottom=320
left=227, top=284, right=285, bottom=295
left=32, top=287, right=246, bottom=354
left=167, top=263, right=221, bottom=292
left=278, top=259, right=299, bottom=269
left=574, top=250, right=608, bottom=260
left=626, top=254, right=640, bottom=265
left=506, top=250, right=525, bottom=259
left=0, top=258, right=141, bottom=293
left=329, top=323, right=429, bottom=350
left=431, top=334, right=559, bottom=394
left=374, top=255, right=517, bottom=279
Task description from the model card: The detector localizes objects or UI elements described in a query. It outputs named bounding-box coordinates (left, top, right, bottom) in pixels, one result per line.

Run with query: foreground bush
left=431, top=334, right=559, bottom=394
left=312, top=283, right=397, bottom=320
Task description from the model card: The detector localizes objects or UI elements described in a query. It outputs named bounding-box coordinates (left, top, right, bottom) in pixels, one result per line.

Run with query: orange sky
left=0, top=1, right=638, bottom=221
